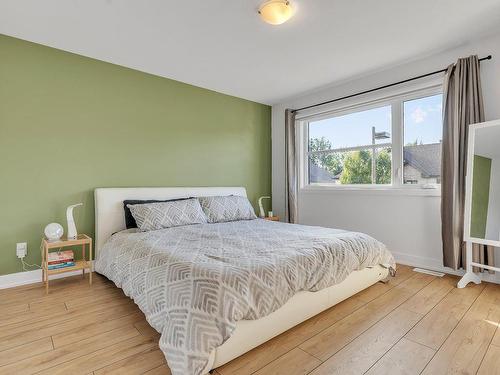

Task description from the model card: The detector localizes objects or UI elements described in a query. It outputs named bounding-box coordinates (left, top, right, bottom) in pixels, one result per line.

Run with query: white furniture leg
left=457, top=241, right=481, bottom=288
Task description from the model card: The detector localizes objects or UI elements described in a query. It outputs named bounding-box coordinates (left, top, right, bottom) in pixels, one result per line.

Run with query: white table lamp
left=66, top=203, right=83, bottom=239
left=258, top=196, right=271, bottom=218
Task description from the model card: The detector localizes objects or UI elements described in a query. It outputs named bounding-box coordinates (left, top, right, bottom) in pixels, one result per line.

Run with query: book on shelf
left=48, top=261, right=76, bottom=270
left=48, top=250, right=74, bottom=264
left=47, top=259, right=74, bottom=266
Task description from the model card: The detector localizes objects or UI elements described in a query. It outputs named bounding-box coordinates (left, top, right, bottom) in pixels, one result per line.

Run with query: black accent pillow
left=123, top=198, right=190, bottom=228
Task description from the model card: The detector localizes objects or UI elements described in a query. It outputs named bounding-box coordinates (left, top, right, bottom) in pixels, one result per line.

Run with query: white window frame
left=297, top=80, right=443, bottom=196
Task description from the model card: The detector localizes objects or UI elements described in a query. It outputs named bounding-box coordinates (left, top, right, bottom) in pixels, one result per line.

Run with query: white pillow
left=198, top=195, right=257, bottom=223
left=127, top=198, right=207, bottom=231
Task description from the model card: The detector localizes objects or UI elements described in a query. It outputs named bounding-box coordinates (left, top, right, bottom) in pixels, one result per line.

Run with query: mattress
left=94, top=218, right=395, bottom=375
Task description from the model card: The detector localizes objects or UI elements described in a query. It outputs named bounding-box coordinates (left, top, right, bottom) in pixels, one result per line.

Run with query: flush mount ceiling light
left=258, top=0, right=295, bottom=25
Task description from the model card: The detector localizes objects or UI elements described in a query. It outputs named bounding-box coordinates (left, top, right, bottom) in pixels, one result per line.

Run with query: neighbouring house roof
left=309, top=163, right=337, bottom=183
left=403, top=143, right=442, bottom=178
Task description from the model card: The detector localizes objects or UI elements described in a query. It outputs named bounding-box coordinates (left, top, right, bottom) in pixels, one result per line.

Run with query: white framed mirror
left=459, top=119, right=500, bottom=288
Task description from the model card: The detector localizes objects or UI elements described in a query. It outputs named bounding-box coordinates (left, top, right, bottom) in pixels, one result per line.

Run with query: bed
left=94, top=187, right=395, bottom=375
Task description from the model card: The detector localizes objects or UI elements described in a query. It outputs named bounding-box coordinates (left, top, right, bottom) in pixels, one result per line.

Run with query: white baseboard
left=0, top=268, right=86, bottom=290
left=392, top=251, right=500, bottom=284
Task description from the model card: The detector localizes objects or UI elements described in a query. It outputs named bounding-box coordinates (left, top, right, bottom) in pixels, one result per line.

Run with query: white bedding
left=95, top=219, right=395, bottom=375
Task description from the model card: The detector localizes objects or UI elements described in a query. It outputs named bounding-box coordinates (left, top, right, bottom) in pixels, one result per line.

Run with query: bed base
left=203, top=264, right=388, bottom=373
left=93, top=188, right=389, bottom=374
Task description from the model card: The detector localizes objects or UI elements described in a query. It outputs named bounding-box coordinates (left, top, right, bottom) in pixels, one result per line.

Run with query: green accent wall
left=0, top=35, right=271, bottom=276
left=470, top=155, right=492, bottom=238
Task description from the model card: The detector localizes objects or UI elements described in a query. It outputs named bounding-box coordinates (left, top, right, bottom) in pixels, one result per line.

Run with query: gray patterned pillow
left=127, top=198, right=207, bottom=231
left=198, top=195, right=257, bottom=223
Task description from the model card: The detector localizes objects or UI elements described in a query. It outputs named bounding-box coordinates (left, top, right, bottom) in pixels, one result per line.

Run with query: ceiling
left=1, top=0, right=500, bottom=104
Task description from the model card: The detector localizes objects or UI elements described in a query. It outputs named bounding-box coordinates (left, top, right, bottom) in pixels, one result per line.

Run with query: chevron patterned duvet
left=95, top=219, right=395, bottom=375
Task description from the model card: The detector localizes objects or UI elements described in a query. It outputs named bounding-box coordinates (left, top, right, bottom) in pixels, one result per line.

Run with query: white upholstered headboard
left=94, top=187, right=247, bottom=256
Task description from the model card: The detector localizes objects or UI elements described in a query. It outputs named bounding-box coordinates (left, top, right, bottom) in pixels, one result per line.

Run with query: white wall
left=272, top=31, right=500, bottom=279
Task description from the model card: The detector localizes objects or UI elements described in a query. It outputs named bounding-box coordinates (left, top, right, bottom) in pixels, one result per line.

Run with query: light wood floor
left=1, top=265, right=499, bottom=375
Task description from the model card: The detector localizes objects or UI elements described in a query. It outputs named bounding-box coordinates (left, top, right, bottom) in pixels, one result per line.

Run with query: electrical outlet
left=16, top=242, right=27, bottom=258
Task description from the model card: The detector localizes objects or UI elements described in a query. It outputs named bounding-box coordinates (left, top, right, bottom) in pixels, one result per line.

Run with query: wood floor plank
left=299, top=273, right=434, bottom=361
left=36, top=335, right=157, bottom=375
left=477, top=344, right=500, bottom=375
left=0, top=301, right=139, bottom=352
left=421, top=284, right=500, bottom=375
left=400, top=275, right=456, bottom=315
left=52, top=311, right=145, bottom=348
left=64, top=287, right=127, bottom=310
left=0, top=284, right=114, bottom=312
left=0, top=302, right=29, bottom=316
left=0, top=337, right=53, bottom=367
left=0, top=274, right=106, bottom=299
left=0, top=291, right=135, bottom=332
left=0, top=326, right=140, bottom=375
left=253, top=348, right=321, bottom=375
left=367, top=273, right=435, bottom=315
left=0, top=298, right=133, bottom=331
left=492, top=325, right=500, bottom=346
left=405, top=281, right=485, bottom=349
left=30, top=299, right=66, bottom=310
left=365, top=338, right=435, bottom=375
left=354, top=282, right=393, bottom=303
left=32, top=283, right=121, bottom=308
left=355, top=265, right=414, bottom=303
left=143, top=365, right=172, bottom=375
left=0, top=289, right=134, bottom=329
left=216, top=295, right=366, bottom=375
left=94, top=348, right=167, bottom=375
left=395, top=272, right=436, bottom=293
left=29, top=301, right=67, bottom=315
left=0, top=274, right=110, bottom=306
left=134, top=320, right=161, bottom=340
left=308, top=307, right=422, bottom=375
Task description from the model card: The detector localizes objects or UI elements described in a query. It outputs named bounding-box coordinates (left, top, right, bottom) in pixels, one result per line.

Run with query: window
left=308, top=106, right=392, bottom=185
left=403, top=94, right=443, bottom=185
left=300, top=86, right=443, bottom=190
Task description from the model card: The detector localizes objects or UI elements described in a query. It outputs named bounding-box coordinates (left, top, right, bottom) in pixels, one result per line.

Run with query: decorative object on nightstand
left=258, top=196, right=271, bottom=218
left=41, top=234, right=92, bottom=294
left=44, top=222, right=64, bottom=242
left=66, top=203, right=83, bottom=239
left=258, top=196, right=278, bottom=221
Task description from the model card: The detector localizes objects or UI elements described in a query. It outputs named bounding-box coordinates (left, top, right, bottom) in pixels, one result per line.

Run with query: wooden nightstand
left=41, top=234, right=92, bottom=294
left=264, top=216, right=280, bottom=221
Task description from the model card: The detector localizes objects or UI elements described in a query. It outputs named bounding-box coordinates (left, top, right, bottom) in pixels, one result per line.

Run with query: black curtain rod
left=291, top=55, right=492, bottom=114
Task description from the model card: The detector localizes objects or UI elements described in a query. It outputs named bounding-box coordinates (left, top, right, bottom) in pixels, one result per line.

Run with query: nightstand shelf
left=47, top=259, right=91, bottom=275
left=41, top=234, right=92, bottom=294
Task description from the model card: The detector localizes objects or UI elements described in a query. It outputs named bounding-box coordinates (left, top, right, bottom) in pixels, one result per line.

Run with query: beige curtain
left=441, top=55, right=494, bottom=272
left=285, top=109, right=297, bottom=223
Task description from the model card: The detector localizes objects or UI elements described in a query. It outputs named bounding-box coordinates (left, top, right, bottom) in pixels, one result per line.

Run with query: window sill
left=300, top=185, right=441, bottom=197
